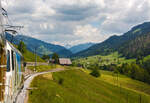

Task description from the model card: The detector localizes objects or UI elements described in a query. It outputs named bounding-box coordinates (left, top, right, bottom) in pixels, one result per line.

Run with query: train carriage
left=0, top=40, right=24, bottom=103
left=0, top=0, right=25, bottom=102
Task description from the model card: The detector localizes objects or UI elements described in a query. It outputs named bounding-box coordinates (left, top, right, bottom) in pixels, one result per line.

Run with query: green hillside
left=13, top=42, right=45, bottom=62
left=119, top=32, right=150, bottom=58
left=28, top=69, right=150, bottom=103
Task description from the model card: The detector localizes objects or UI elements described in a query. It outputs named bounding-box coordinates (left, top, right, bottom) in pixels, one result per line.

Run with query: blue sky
left=3, top=0, right=150, bottom=47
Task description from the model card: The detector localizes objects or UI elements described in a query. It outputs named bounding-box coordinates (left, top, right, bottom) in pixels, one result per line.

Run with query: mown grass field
left=28, top=69, right=150, bottom=103
left=73, top=52, right=136, bottom=66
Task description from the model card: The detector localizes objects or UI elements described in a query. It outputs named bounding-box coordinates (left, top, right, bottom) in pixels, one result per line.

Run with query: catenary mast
left=0, top=0, right=4, bottom=40
left=0, top=0, right=6, bottom=102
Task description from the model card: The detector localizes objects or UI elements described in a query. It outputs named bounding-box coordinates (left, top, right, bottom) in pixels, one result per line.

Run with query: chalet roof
left=59, top=58, right=72, bottom=65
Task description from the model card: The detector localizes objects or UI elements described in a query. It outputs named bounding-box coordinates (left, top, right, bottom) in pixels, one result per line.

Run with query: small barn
left=59, top=58, right=72, bottom=65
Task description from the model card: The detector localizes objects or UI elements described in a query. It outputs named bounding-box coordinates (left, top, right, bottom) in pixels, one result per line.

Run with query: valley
left=1, top=1, right=150, bottom=103
left=14, top=21, right=150, bottom=103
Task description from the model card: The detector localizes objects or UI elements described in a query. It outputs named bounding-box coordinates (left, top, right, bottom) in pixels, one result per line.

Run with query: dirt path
left=16, top=68, right=65, bottom=103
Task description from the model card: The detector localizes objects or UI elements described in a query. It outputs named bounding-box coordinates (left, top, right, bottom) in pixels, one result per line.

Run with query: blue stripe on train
left=16, top=53, right=22, bottom=81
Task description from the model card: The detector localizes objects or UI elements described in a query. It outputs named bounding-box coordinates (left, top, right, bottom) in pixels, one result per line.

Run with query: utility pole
left=34, top=47, right=37, bottom=72
left=139, top=94, right=142, bottom=103
left=0, top=0, right=4, bottom=39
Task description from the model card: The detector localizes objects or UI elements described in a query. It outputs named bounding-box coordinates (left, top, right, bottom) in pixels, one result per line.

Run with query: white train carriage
left=2, top=41, right=24, bottom=103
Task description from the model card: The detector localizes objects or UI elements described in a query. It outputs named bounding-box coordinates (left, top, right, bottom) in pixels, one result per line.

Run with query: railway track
left=16, top=68, right=65, bottom=103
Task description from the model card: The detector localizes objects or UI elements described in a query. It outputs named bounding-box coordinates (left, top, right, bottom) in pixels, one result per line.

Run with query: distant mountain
left=69, top=43, right=95, bottom=54
left=73, top=22, right=150, bottom=58
left=64, top=44, right=72, bottom=49
left=5, top=33, right=72, bottom=57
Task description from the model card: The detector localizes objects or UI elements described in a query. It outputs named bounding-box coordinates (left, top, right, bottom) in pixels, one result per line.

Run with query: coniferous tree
left=52, top=53, right=59, bottom=64
left=18, top=41, right=26, bottom=53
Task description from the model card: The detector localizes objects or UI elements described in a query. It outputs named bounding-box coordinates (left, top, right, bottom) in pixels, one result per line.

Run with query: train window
left=7, top=50, right=10, bottom=72
left=11, top=50, right=14, bottom=71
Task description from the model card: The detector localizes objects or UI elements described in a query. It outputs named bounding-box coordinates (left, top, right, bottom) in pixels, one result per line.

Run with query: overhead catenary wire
left=1, top=0, right=23, bottom=37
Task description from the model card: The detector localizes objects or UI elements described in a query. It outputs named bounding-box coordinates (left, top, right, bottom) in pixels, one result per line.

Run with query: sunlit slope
left=28, top=69, right=150, bottom=103
left=100, top=70, right=150, bottom=95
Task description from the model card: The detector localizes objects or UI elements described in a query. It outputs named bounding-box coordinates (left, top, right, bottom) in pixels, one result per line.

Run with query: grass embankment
left=73, top=52, right=136, bottom=66
left=27, top=65, right=65, bottom=72
left=28, top=69, right=150, bottom=103
left=23, top=50, right=45, bottom=62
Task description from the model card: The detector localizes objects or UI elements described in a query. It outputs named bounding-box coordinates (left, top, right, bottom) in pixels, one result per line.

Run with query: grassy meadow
left=28, top=69, right=150, bottom=103
left=73, top=52, right=136, bottom=67
left=83, top=69, right=150, bottom=95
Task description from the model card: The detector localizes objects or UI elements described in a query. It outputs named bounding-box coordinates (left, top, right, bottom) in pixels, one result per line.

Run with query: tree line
left=100, top=59, right=150, bottom=84
left=73, top=58, right=150, bottom=84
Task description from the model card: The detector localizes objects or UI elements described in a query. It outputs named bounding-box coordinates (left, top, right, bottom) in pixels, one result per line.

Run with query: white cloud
left=46, top=24, right=109, bottom=46
left=74, top=25, right=106, bottom=43
left=2, top=0, right=150, bottom=47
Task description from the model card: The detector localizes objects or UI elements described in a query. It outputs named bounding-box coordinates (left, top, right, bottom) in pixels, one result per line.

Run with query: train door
left=5, top=50, right=12, bottom=102
left=5, top=43, right=13, bottom=102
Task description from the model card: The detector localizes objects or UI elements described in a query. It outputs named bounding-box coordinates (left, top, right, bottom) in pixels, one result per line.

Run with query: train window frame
left=7, top=50, right=10, bottom=72
left=11, top=50, right=14, bottom=71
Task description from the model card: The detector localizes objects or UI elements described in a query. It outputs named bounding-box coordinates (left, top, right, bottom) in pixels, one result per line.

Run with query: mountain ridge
left=5, top=33, right=72, bottom=57
left=72, top=22, right=150, bottom=58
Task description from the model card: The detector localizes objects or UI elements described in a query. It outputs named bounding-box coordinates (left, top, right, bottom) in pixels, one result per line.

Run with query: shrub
left=42, top=54, right=50, bottom=60
left=58, top=78, right=64, bottom=85
left=90, top=69, right=101, bottom=77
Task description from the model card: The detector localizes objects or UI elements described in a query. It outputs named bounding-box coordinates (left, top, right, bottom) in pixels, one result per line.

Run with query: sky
left=2, top=0, right=150, bottom=47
